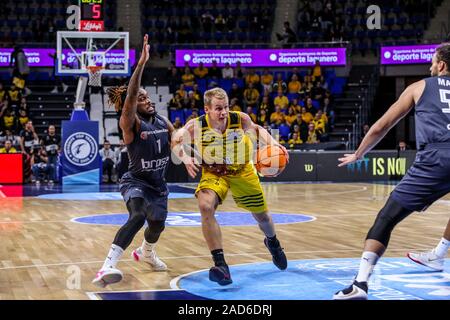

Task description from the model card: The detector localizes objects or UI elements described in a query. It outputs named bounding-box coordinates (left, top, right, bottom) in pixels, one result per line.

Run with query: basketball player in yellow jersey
left=172, top=88, right=289, bottom=285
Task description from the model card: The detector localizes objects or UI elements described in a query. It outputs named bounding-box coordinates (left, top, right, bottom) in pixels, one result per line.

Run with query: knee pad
left=366, top=197, right=413, bottom=247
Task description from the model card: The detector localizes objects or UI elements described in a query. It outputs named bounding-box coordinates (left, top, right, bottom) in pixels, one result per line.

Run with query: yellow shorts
left=195, top=163, right=267, bottom=213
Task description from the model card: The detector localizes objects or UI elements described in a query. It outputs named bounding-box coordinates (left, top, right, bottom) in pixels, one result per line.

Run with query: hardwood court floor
left=0, top=182, right=448, bottom=299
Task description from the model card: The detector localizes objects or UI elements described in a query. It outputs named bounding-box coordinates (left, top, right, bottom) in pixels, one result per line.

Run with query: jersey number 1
left=156, top=139, right=161, bottom=153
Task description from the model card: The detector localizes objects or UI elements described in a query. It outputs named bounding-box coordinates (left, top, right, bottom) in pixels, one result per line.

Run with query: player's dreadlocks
left=106, top=86, right=128, bottom=112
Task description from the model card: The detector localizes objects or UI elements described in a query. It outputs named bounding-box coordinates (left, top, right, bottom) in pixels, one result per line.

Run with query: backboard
left=56, top=31, right=133, bottom=77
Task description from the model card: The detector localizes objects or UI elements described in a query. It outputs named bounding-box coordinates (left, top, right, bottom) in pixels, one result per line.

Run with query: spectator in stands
left=222, top=63, right=234, bottom=79
left=289, top=98, right=302, bottom=113
left=234, top=61, right=244, bottom=79
left=1, top=108, right=17, bottom=133
left=321, top=2, right=334, bottom=32
left=311, top=81, right=325, bottom=101
left=245, top=69, right=260, bottom=87
left=323, top=96, right=335, bottom=127
left=229, top=82, right=244, bottom=105
left=312, top=60, right=322, bottom=82
left=0, top=129, right=20, bottom=149
left=188, top=91, right=201, bottom=110
left=176, top=84, right=187, bottom=99
left=312, top=112, right=326, bottom=135
left=259, top=95, right=272, bottom=115
left=19, top=97, right=28, bottom=112
left=8, top=84, right=21, bottom=107
left=270, top=105, right=285, bottom=126
left=288, top=132, right=303, bottom=147
left=257, top=109, right=268, bottom=126
left=306, top=122, right=319, bottom=144
left=194, top=62, right=209, bottom=79
left=230, top=98, right=242, bottom=112
left=274, top=89, right=289, bottom=112
left=305, top=97, right=317, bottom=115
left=214, top=14, right=226, bottom=32
left=288, top=74, right=302, bottom=94
left=209, top=60, right=222, bottom=79
left=243, top=83, right=260, bottom=110
left=201, top=11, right=215, bottom=33
left=182, top=67, right=195, bottom=87
left=167, top=61, right=181, bottom=93
left=99, top=140, right=115, bottom=184
left=261, top=69, right=274, bottom=93
left=173, top=117, right=183, bottom=129
left=31, top=144, right=54, bottom=184
left=272, top=73, right=287, bottom=93
left=192, top=84, right=202, bottom=100
left=285, top=107, right=297, bottom=126
left=115, top=139, right=128, bottom=182
left=18, top=109, right=29, bottom=130
left=301, top=106, right=314, bottom=124
left=0, top=83, right=6, bottom=101
left=20, top=120, right=39, bottom=154
left=0, top=140, right=17, bottom=153
left=10, top=46, right=31, bottom=96
left=44, top=19, right=56, bottom=43
left=186, top=110, right=199, bottom=122
left=276, top=21, right=297, bottom=48
left=42, top=125, right=60, bottom=182
left=169, top=93, right=183, bottom=111
left=246, top=106, right=257, bottom=123
left=290, top=113, right=308, bottom=142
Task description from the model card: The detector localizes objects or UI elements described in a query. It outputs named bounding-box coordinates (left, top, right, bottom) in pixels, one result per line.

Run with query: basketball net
left=86, top=66, right=104, bottom=87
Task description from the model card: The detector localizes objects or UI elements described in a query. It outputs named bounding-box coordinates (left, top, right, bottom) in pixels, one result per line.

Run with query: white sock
left=434, top=237, right=450, bottom=258
left=141, top=239, right=156, bottom=257
left=102, top=244, right=124, bottom=269
left=355, top=251, right=379, bottom=283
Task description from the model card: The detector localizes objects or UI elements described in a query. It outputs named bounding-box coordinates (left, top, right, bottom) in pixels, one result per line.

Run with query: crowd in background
left=167, top=60, right=335, bottom=147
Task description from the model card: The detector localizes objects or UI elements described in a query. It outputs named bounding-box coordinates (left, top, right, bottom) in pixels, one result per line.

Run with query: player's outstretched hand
left=185, top=158, right=201, bottom=179
left=338, top=153, right=359, bottom=167
left=138, top=34, right=150, bottom=66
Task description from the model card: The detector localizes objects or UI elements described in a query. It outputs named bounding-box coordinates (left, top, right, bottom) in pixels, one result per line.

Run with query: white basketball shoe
left=132, top=247, right=167, bottom=271
left=92, top=267, right=123, bottom=288
left=407, top=250, right=445, bottom=271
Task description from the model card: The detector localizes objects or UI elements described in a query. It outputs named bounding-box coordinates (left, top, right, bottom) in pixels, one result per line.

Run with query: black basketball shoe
left=264, top=237, right=288, bottom=270
left=333, top=280, right=368, bottom=300
left=209, top=264, right=233, bottom=286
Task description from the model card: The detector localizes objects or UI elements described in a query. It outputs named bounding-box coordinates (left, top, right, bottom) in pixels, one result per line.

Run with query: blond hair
left=204, top=87, right=229, bottom=106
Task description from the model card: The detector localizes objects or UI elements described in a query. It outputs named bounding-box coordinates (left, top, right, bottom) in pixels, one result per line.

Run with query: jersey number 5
left=439, top=89, right=450, bottom=113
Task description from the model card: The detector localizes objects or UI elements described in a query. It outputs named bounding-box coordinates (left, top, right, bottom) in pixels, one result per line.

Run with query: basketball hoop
left=86, top=66, right=104, bottom=87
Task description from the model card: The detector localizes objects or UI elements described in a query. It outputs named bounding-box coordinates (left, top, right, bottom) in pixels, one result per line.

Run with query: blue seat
left=311, top=99, right=320, bottom=109
left=219, top=79, right=233, bottom=92
left=278, top=123, right=291, bottom=141
left=287, top=93, right=299, bottom=102
left=170, top=109, right=185, bottom=123
left=184, top=109, right=193, bottom=120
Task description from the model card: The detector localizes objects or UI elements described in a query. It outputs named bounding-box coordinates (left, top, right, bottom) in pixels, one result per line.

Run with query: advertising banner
left=176, top=48, right=347, bottom=67
left=381, top=44, right=438, bottom=65
left=0, top=48, right=135, bottom=67
left=61, top=120, right=101, bottom=185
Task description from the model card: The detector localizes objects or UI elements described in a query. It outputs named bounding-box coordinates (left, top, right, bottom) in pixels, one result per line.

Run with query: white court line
left=85, top=288, right=185, bottom=300
left=0, top=247, right=433, bottom=271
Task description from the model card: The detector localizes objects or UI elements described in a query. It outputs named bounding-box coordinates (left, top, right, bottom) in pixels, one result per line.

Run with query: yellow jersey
left=196, top=112, right=253, bottom=175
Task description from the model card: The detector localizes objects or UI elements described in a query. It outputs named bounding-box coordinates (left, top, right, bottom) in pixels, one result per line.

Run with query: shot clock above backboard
left=79, top=0, right=105, bottom=31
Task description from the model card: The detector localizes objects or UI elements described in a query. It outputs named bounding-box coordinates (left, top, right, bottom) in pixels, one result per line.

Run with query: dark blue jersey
left=415, top=76, right=450, bottom=149
left=125, top=113, right=170, bottom=185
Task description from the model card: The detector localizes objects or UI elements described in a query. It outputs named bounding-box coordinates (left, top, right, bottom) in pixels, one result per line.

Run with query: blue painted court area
left=172, top=257, right=450, bottom=300
left=91, top=258, right=450, bottom=300
left=72, top=212, right=315, bottom=227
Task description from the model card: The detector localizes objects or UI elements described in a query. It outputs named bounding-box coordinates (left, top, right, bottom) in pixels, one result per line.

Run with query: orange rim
left=86, top=66, right=104, bottom=73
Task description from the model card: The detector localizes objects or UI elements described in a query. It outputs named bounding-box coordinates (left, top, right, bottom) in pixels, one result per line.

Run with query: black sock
left=211, top=249, right=227, bottom=267
left=266, top=235, right=280, bottom=247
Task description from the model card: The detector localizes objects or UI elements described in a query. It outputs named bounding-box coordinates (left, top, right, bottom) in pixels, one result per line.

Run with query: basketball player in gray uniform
left=333, top=43, right=450, bottom=299
left=93, top=35, right=174, bottom=287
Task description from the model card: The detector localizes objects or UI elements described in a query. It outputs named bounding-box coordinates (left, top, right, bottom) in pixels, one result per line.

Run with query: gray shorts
left=120, top=173, right=169, bottom=221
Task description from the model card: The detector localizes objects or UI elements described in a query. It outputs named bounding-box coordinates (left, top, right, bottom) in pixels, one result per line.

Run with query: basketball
left=255, top=145, right=287, bottom=177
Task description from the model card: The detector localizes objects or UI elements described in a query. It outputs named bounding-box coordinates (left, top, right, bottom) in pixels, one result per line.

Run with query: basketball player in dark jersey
left=93, top=35, right=174, bottom=287
left=334, top=43, right=450, bottom=299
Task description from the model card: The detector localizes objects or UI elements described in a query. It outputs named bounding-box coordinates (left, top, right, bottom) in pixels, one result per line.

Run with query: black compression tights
left=113, top=198, right=166, bottom=249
